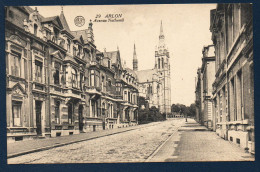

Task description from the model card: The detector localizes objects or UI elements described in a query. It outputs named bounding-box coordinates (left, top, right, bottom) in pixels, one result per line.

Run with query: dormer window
left=34, top=24, right=38, bottom=36
left=73, top=47, right=76, bottom=56
left=78, top=46, right=81, bottom=57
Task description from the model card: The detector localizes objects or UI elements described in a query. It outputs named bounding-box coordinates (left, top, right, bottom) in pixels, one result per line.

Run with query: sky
left=32, top=4, right=216, bottom=106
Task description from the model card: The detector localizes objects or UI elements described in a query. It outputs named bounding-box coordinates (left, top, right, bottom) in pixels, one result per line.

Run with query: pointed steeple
left=133, top=43, right=137, bottom=57
left=159, top=20, right=165, bottom=40
left=133, top=43, right=138, bottom=71
left=59, top=6, right=71, bottom=32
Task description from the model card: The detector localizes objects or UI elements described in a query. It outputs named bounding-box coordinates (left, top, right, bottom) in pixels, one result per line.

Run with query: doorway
left=35, top=101, right=42, bottom=135
left=78, top=105, right=83, bottom=131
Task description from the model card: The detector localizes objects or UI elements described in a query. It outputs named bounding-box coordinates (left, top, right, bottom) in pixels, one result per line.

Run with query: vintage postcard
left=5, top=4, right=254, bottom=164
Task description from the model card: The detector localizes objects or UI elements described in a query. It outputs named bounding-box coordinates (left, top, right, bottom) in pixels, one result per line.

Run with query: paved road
left=8, top=119, right=185, bottom=164
left=148, top=120, right=255, bottom=162
left=8, top=119, right=254, bottom=164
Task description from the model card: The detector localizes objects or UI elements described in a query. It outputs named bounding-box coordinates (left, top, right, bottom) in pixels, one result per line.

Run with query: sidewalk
left=7, top=122, right=158, bottom=158
left=149, top=119, right=255, bottom=162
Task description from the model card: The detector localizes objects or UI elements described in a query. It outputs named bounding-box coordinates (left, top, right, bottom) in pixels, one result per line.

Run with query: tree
left=171, top=104, right=180, bottom=113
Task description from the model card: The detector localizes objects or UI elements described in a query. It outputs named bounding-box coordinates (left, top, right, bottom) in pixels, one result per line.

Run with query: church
left=133, top=21, right=171, bottom=114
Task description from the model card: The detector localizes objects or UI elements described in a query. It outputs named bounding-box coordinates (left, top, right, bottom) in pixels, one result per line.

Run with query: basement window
left=15, top=136, right=23, bottom=141
left=236, top=138, right=240, bottom=144
left=230, top=137, right=233, bottom=142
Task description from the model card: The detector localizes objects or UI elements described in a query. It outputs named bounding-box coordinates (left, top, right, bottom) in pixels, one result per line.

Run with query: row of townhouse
left=195, top=3, right=254, bottom=154
left=6, top=6, right=138, bottom=143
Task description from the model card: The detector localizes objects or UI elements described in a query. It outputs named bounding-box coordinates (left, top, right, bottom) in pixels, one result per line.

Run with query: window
left=226, top=5, right=233, bottom=53
left=80, top=73, right=83, bottom=91
left=12, top=101, right=22, bottom=127
left=71, top=68, right=77, bottom=88
left=236, top=70, right=243, bottom=120
left=35, top=60, right=42, bottom=82
left=158, top=58, right=160, bottom=69
left=108, top=60, right=111, bottom=68
left=73, top=47, right=76, bottom=56
left=90, top=70, right=95, bottom=87
left=96, top=75, right=100, bottom=87
left=162, top=58, right=164, bottom=68
left=67, top=39, right=71, bottom=53
left=55, top=101, right=60, bottom=124
left=124, top=91, right=127, bottom=101
left=54, top=62, right=60, bottom=85
left=102, top=102, right=105, bottom=116
left=102, top=76, right=105, bottom=91
left=10, top=52, right=21, bottom=77
left=128, top=91, right=130, bottom=102
left=24, top=59, right=27, bottom=79
left=78, top=46, right=82, bottom=57
left=110, top=104, right=113, bottom=118
left=68, top=103, right=73, bottom=124
left=34, top=24, right=38, bottom=36
left=91, top=100, right=96, bottom=117
left=9, top=10, right=14, bottom=18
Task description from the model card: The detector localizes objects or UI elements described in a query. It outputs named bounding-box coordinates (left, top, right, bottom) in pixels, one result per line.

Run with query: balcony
left=86, top=86, right=102, bottom=95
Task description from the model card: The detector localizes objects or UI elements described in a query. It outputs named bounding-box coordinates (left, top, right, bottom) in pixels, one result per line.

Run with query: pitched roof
left=136, top=69, right=157, bottom=83
left=103, top=51, right=118, bottom=64
left=125, top=67, right=137, bottom=78
left=59, top=11, right=71, bottom=32
left=41, top=16, right=63, bottom=29
left=71, top=30, right=89, bottom=42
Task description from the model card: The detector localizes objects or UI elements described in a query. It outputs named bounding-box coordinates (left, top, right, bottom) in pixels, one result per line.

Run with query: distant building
left=195, top=68, right=203, bottom=124
left=195, top=45, right=215, bottom=129
left=201, top=45, right=215, bottom=129
left=134, top=21, right=171, bottom=114
left=210, top=4, right=254, bottom=153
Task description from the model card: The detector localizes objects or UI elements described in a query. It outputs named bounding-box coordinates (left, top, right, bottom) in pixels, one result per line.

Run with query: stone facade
left=5, top=6, right=138, bottom=142
left=210, top=4, right=254, bottom=153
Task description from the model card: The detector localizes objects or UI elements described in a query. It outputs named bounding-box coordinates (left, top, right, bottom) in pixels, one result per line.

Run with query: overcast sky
left=32, top=4, right=216, bottom=106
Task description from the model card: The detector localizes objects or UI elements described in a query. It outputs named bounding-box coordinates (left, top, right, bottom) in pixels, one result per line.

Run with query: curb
left=8, top=122, right=162, bottom=159
left=7, top=127, right=137, bottom=159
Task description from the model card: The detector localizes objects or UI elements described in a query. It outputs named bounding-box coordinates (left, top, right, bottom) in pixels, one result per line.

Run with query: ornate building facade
left=5, top=6, right=138, bottom=142
left=210, top=4, right=254, bottom=153
left=134, top=22, right=171, bottom=114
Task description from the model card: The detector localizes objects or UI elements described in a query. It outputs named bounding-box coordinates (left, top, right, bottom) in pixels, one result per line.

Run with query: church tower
left=133, top=43, right=138, bottom=71
left=154, top=21, right=171, bottom=114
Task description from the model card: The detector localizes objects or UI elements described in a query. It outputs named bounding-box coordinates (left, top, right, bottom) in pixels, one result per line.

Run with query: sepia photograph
left=4, top=3, right=254, bottom=164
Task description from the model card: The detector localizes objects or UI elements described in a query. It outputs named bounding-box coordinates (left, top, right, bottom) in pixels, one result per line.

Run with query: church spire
left=159, top=20, right=164, bottom=40
left=133, top=43, right=138, bottom=71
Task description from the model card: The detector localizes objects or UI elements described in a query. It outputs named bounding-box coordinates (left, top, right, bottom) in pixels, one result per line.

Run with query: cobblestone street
left=8, top=119, right=185, bottom=164
left=8, top=119, right=254, bottom=164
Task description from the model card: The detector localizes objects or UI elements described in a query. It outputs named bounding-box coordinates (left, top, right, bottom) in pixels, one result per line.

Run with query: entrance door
left=35, top=101, right=42, bottom=135
left=78, top=105, right=83, bottom=131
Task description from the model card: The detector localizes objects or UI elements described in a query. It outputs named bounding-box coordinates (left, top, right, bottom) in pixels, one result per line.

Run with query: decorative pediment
left=51, top=50, right=64, bottom=60
left=12, top=83, right=26, bottom=95
left=9, top=35, right=22, bottom=46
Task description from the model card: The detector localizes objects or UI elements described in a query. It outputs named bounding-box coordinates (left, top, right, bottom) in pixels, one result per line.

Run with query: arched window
left=158, top=58, right=160, bottom=69
left=34, top=24, right=38, bottom=36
